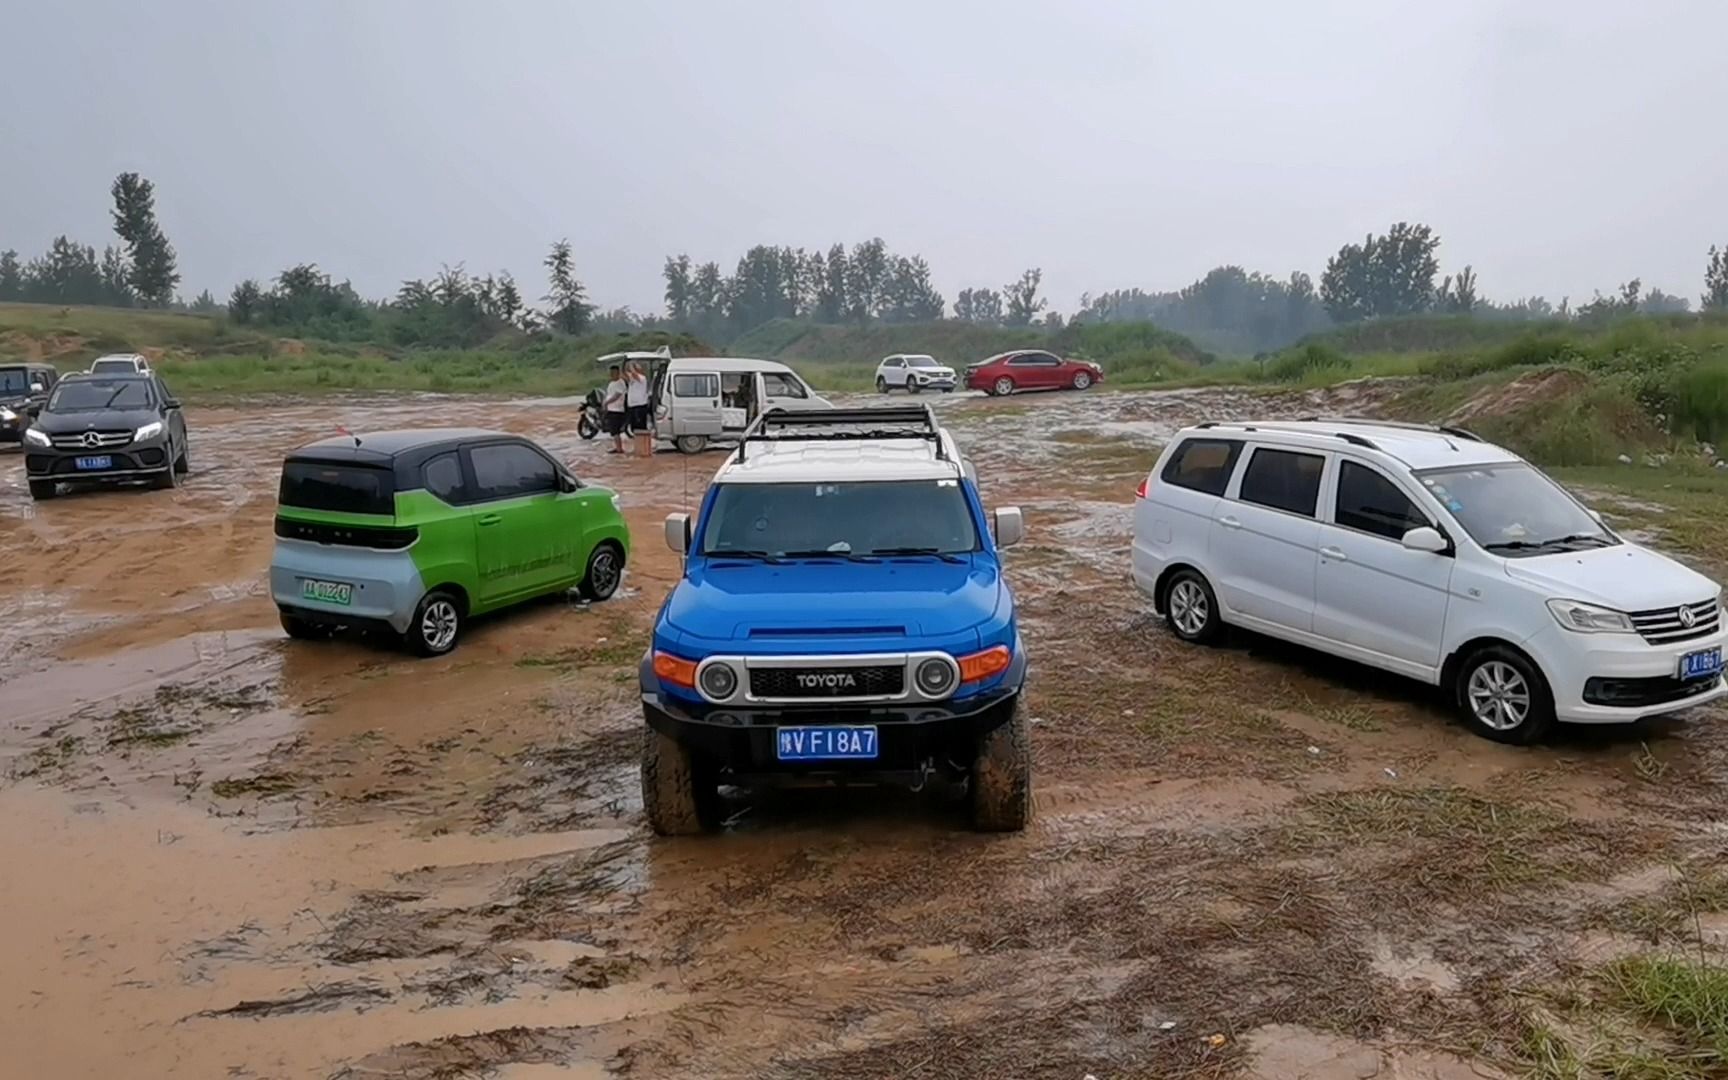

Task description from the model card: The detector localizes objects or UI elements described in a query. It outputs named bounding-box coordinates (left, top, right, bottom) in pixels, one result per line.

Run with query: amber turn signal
left=653, top=651, right=698, bottom=688
left=957, top=644, right=1012, bottom=683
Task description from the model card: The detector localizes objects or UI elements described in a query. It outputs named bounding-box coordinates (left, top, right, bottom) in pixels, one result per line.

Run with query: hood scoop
left=748, top=625, right=906, bottom=638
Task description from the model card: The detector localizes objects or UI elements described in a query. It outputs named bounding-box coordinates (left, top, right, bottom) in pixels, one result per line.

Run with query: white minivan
left=653, top=357, right=833, bottom=454
left=1131, top=419, right=1725, bottom=743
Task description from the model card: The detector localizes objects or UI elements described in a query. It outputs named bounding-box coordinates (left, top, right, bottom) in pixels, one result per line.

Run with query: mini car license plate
left=1679, top=646, right=1723, bottom=681
left=74, top=455, right=112, bottom=470
left=776, top=726, right=879, bottom=761
left=301, top=579, right=354, bottom=606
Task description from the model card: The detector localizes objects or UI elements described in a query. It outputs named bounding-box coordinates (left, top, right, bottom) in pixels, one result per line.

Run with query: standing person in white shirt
left=602, top=364, right=628, bottom=455
left=625, top=361, right=653, bottom=458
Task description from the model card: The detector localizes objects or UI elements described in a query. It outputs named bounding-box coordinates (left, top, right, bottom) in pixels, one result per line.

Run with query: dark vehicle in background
left=22, top=373, right=190, bottom=500
left=0, top=363, right=60, bottom=445
left=965, top=350, right=1103, bottom=396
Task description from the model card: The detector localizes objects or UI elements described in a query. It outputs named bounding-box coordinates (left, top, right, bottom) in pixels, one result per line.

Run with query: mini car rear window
left=279, top=461, right=395, bottom=515
left=1239, top=447, right=1325, bottom=517
left=1160, top=438, right=1243, bottom=496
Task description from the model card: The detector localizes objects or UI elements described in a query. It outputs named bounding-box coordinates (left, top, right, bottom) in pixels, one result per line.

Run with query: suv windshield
left=279, top=460, right=395, bottom=515
left=0, top=369, right=34, bottom=395
left=1419, top=463, right=1615, bottom=554
left=47, top=379, right=153, bottom=413
left=701, top=480, right=979, bottom=558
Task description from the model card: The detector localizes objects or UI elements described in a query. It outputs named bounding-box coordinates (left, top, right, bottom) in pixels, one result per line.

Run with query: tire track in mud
left=2, top=384, right=1725, bottom=1078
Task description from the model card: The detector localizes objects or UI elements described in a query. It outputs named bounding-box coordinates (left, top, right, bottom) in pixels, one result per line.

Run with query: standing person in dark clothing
left=602, top=364, right=627, bottom=454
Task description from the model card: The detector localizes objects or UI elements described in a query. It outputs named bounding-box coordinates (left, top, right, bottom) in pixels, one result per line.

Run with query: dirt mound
left=1445, top=368, right=1589, bottom=424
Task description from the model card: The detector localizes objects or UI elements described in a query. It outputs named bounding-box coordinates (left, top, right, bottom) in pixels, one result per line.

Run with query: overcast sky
left=5, top=0, right=1726, bottom=313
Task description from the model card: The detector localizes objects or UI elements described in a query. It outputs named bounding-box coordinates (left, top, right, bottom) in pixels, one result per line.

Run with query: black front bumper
left=26, top=444, right=170, bottom=479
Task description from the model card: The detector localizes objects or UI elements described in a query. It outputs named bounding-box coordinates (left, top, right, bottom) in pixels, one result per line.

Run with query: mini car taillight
left=1135, top=476, right=1150, bottom=499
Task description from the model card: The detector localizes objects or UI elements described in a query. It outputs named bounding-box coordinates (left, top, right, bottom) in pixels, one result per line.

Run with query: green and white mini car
left=270, top=428, right=630, bottom=655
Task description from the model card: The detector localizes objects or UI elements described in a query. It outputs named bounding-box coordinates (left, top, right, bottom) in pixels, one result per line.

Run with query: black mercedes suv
left=23, top=372, right=190, bottom=500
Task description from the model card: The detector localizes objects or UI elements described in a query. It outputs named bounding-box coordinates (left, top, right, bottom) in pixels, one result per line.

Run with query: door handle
left=1218, top=515, right=1243, bottom=530
left=478, top=513, right=501, bottom=527
left=1320, top=546, right=1348, bottom=561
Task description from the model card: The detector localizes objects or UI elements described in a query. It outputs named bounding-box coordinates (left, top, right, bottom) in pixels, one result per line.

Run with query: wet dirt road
left=3, top=385, right=1725, bottom=1079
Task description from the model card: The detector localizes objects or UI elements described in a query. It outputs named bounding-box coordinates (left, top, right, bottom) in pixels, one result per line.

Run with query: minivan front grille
left=749, top=665, right=905, bottom=699
left=1628, top=599, right=1721, bottom=644
left=50, top=430, right=132, bottom=449
left=274, top=517, right=418, bottom=551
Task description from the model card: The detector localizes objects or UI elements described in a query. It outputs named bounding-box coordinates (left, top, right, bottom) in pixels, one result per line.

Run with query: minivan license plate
left=301, top=579, right=354, bottom=606
left=1679, top=647, right=1722, bottom=681
left=776, top=726, right=879, bottom=761
left=74, top=456, right=112, bottom=471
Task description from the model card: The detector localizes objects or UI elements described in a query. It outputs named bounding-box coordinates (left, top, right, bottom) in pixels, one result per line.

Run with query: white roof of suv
left=1183, top=419, right=1521, bottom=471
left=717, top=407, right=968, bottom=484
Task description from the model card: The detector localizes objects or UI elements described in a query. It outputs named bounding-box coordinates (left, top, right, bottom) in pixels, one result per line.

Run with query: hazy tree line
left=6, top=174, right=1728, bottom=357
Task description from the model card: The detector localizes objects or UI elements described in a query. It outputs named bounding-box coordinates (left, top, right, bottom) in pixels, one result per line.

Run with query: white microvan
left=654, top=357, right=833, bottom=454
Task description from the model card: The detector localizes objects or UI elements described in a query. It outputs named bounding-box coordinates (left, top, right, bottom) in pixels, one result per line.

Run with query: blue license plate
left=74, top=455, right=113, bottom=470
left=1679, top=647, right=1723, bottom=681
left=776, top=726, right=879, bottom=761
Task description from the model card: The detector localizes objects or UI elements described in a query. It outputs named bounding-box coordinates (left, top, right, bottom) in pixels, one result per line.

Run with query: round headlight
left=699, top=662, right=738, bottom=701
left=915, top=658, right=957, bottom=698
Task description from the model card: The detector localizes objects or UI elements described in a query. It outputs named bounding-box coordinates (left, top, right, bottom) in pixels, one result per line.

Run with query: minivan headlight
left=1547, top=599, right=1635, bottom=634
left=135, top=420, right=164, bottom=440
left=23, top=427, right=50, bottom=447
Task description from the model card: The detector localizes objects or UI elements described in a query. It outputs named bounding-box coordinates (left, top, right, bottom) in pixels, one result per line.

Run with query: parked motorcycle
left=577, top=388, right=603, bottom=440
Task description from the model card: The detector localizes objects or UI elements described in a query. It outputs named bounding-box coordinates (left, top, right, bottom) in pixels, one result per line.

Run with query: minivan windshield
left=1418, top=463, right=1616, bottom=555
left=47, top=379, right=154, bottom=413
left=701, top=480, right=979, bottom=559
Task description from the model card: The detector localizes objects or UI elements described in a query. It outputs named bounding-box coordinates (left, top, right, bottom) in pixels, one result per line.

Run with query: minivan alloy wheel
left=421, top=599, right=460, bottom=652
left=1169, top=579, right=1209, bottom=637
left=1466, top=660, right=1530, bottom=731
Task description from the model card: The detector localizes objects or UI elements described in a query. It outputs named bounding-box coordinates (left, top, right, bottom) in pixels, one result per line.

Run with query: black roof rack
left=736, top=405, right=948, bottom=462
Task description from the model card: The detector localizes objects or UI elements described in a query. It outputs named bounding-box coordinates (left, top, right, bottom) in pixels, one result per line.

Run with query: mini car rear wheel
left=1072, top=371, right=1093, bottom=390
left=1164, top=568, right=1223, bottom=644
left=28, top=479, right=56, bottom=501
left=641, top=728, right=721, bottom=835
left=676, top=434, right=707, bottom=455
left=1456, top=645, right=1555, bottom=745
left=971, top=705, right=1031, bottom=832
left=875, top=376, right=888, bottom=394
left=280, top=612, right=334, bottom=641
left=992, top=376, right=1015, bottom=397
left=405, top=590, right=463, bottom=657
left=579, top=541, right=625, bottom=601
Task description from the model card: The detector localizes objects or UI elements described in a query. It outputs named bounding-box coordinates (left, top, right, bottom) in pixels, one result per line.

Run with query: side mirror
left=164, top=397, right=181, bottom=409
left=558, top=472, right=579, bottom=493
left=993, top=506, right=1025, bottom=548
left=1401, top=526, right=1448, bottom=554
left=30, top=383, right=44, bottom=394
left=664, top=512, right=691, bottom=554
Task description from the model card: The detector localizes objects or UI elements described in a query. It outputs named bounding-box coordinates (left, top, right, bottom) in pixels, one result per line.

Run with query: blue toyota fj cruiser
left=639, top=406, right=1031, bottom=833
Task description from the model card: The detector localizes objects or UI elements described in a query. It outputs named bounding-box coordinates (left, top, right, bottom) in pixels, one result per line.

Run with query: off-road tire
left=992, top=376, right=1015, bottom=397
left=1072, top=371, right=1093, bottom=390
left=676, top=434, right=707, bottom=455
left=578, top=541, right=625, bottom=601
left=971, top=706, right=1032, bottom=832
left=279, top=612, right=333, bottom=641
left=875, top=376, right=889, bottom=394
left=1163, top=568, right=1224, bottom=645
left=28, top=479, right=56, bottom=501
left=641, top=728, right=720, bottom=835
left=1455, top=645, right=1556, bottom=745
left=404, top=590, right=463, bottom=657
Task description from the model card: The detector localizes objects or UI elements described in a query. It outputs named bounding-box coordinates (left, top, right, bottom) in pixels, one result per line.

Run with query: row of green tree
left=8, top=174, right=1728, bottom=357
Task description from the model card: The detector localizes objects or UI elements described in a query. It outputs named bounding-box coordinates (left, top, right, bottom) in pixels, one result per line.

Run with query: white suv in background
left=875, top=354, right=957, bottom=394
left=89, top=353, right=152, bottom=375
left=1131, top=419, right=1725, bottom=743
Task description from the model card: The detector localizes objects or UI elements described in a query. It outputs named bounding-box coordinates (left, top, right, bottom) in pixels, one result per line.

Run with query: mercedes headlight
left=23, top=427, right=50, bottom=447
left=135, top=420, right=164, bottom=440
left=1546, top=598, right=1635, bottom=634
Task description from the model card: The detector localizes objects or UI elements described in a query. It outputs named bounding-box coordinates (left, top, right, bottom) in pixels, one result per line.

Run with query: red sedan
left=964, top=350, right=1104, bottom=396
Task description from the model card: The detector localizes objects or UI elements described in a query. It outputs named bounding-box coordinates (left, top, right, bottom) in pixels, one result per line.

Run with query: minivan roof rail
left=1296, top=415, right=1484, bottom=442
left=1191, top=419, right=1380, bottom=450
left=737, top=405, right=947, bottom=462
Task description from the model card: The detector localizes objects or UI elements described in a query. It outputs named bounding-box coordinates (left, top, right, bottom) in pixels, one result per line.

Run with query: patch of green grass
left=1607, top=956, right=1728, bottom=1058
left=210, top=771, right=301, bottom=799
left=1308, top=700, right=1383, bottom=732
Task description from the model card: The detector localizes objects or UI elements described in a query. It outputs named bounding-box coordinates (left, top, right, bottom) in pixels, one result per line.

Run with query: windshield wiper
left=1537, top=533, right=1614, bottom=549
left=704, top=548, right=787, bottom=564
left=779, top=549, right=884, bottom=562
left=1483, top=540, right=1551, bottom=553
left=869, top=546, right=966, bottom=564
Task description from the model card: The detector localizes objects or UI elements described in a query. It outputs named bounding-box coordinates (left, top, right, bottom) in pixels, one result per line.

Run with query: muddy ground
left=2, top=384, right=1725, bottom=1079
